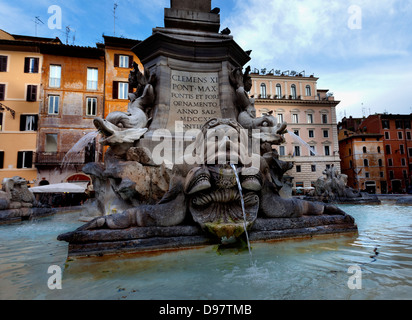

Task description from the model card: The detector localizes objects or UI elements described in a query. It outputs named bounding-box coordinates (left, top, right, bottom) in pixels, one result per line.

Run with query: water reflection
left=0, top=204, right=411, bottom=300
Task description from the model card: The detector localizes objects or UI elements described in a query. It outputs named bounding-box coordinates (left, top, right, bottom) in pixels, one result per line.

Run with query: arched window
left=364, top=159, right=369, bottom=167
left=276, top=84, right=282, bottom=98
left=305, top=85, right=311, bottom=96
left=260, top=83, right=267, bottom=98
left=363, top=146, right=367, bottom=153
left=291, top=84, right=297, bottom=99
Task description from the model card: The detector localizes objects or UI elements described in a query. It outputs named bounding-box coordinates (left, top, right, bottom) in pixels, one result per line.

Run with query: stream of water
left=0, top=203, right=411, bottom=300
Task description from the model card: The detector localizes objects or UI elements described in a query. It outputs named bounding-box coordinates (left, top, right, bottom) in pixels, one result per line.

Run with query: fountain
left=57, top=0, right=357, bottom=257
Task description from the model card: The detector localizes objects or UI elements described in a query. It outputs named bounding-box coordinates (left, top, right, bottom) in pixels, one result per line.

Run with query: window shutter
left=33, top=58, right=39, bottom=73
left=128, top=56, right=134, bottom=69
left=33, top=115, right=38, bottom=131
left=17, top=151, right=23, bottom=168
left=112, top=81, right=119, bottom=99
left=0, top=151, right=4, bottom=169
left=0, top=84, right=5, bottom=101
left=27, top=85, right=37, bottom=101
left=20, top=115, right=26, bottom=131
left=0, top=56, right=7, bottom=72
left=24, top=57, right=30, bottom=73
left=114, top=54, right=119, bottom=67
left=26, top=151, right=33, bottom=168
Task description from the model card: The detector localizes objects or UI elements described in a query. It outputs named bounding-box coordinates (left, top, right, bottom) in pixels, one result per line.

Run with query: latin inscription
left=168, top=70, right=221, bottom=130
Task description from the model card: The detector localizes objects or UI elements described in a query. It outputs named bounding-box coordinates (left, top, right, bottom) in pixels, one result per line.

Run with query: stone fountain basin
left=58, top=214, right=357, bottom=257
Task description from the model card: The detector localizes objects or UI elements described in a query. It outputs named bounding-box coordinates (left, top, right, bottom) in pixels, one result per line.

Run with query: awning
left=29, top=182, right=88, bottom=194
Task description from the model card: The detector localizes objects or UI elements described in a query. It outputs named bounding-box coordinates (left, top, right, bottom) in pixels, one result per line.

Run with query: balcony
left=34, top=152, right=92, bottom=166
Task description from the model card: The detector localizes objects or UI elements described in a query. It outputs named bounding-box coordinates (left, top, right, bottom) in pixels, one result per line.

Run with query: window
left=385, top=145, right=391, bottom=154
left=365, top=172, right=370, bottom=178
left=377, top=146, right=381, bottom=153
left=20, top=115, right=38, bottom=131
left=291, top=85, right=297, bottom=99
left=324, top=145, right=330, bottom=156
left=279, top=146, right=285, bottom=156
left=389, top=171, right=394, bottom=179
left=380, top=171, right=384, bottom=178
left=405, top=121, right=411, bottom=129
left=296, top=165, right=301, bottom=172
left=407, top=132, right=411, bottom=140
left=119, top=55, right=129, bottom=68
left=260, top=83, right=267, bottom=98
left=400, top=145, right=404, bottom=154
left=308, top=130, right=314, bottom=138
left=17, top=151, right=33, bottom=168
left=294, top=146, right=300, bottom=156
left=277, top=113, right=284, bottom=123
left=0, top=83, right=5, bottom=100
left=388, top=158, right=393, bottom=166
left=26, top=85, right=37, bottom=101
left=112, top=81, right=130, bottom=99
left=401, top=158, right=406, bottom=166
left=363, top=146, right=367, bottom=153
left=114, top=54, right=133, bottom=68
left=86, top=97, right=97, bottom=116
left=24, top=57, right=39, bottom=73
left=87, top=68, right=98, bottom=90
left=310, top=146, right=316, bottom=156
left=0, top=151, right=3, bottom=168
left=382, top=120, right=390, bottom=129
left=305, top=85, right=311, bottom=96
left=395, top=120, right=403, bottom=129
left=0, top=55, right=7, bottom=72
left=349, top=148, right=352, bottom=155
left=323, top=130, right=329, bottom=138
left=293, top=129, right=299, bottom=136
left=409, top=148, right=412, bottom=157
left=307, top=114, right=313, bottom=123
left=363, top=159, right=369, bottom=167
left=311, top=165, right=316, bottom=172
left=0, top=112, right=3, bottom=131
left=292, top=114, right=298, bottom=123
left=49, top=65, right=61, bottom=88
left=45, top=134, right=58, bottom=152
left=384, top=132, right=390, bottom=139
left=349, top=160, right=353, bottom=168
left=322, top=114, right=328, bottom=124
left=276, top=84, right=282, bottom=98
left=378, top=159, right=383, bottom=167
left=398, top=132, right=403, bottom=140
left=48, top=95, right=59, bottom=114
left=118, top=82, right=129, bottom=99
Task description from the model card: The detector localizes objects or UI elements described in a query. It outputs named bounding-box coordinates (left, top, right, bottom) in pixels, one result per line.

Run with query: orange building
left=0, top=30, right=61, bottom=186
left=34, top=43, right=105, bottom=185
left=97, top=35, right=142, bottom=118
left=338, top=129, right=386, bottom=194
left=251, top=70, right=341, bottom=190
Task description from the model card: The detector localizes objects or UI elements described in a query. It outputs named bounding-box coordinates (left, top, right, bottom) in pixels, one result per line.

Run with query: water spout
left=61, top=131, right=99, bottom=169
left=230, top=164, right=253, bottom=263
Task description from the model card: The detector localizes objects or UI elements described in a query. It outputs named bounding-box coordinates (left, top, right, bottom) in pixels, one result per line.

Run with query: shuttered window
left=24, top=57, right=39, bottom=73
left=17, top=151, right=33, bottom=168
left=26, top=85, right=37, bottom=101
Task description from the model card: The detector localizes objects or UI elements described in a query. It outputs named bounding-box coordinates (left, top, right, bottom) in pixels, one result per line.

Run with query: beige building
left=0, top=30, right=61, bottom=186
left=251, top=70, right=341, bottom=190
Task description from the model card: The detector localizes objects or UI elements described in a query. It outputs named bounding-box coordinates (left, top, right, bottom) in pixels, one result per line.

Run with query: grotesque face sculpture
left=183, top=118, right=262, bottom=240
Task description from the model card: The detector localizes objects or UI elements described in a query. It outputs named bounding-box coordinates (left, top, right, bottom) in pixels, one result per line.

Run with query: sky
left=1, top=0, right=412, bottom=121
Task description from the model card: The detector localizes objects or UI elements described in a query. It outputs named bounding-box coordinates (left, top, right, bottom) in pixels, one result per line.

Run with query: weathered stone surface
left=0, top=207, right=56, bottom=224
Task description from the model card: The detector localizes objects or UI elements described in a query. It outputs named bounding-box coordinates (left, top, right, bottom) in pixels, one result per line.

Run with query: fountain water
left=61, top=131, right=99, bottom=169
left=230, top=164, right=253, bottom=263
left=287, top=130, right=317, bottom=156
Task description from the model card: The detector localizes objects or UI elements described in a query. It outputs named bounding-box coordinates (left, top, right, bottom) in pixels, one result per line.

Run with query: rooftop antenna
left=65, top=26, right=71, bottom=45
left=113, top=2, right=118, bottom=36
left=33, top=16, right=44, bottom=36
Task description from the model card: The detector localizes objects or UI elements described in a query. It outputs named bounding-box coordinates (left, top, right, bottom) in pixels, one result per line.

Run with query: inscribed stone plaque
left=167, top=69, right=221, bottom=131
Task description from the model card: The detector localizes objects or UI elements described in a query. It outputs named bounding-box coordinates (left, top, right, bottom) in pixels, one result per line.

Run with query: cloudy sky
left=1, top=0, right=411, bottom=120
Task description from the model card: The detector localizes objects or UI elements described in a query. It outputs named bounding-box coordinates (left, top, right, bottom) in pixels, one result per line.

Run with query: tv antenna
left=113, top=2, right=118, bottom=36
left=33, top=16, right=44, bottom=36
left=65, top=26, right=71, bottom=45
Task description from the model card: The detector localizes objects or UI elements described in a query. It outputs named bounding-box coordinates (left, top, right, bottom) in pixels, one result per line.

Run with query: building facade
left=35, top=43, right=106, bottom=185
left=338, top=128, right=386, bottom=194
left=0, top=30, right=61, bottom=186
left=251, top=71, right=341, bottom=190
left=358, top=114, right=412, bottom=193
